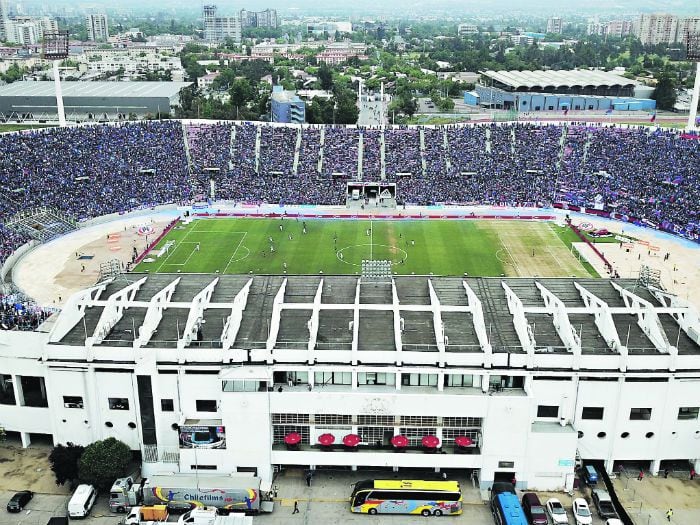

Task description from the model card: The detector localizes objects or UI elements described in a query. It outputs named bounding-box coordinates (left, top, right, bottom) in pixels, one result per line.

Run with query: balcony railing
left=272, top=442, right=481, bottom=455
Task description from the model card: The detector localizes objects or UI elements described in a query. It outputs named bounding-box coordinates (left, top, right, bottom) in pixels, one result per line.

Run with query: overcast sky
left=32, top=0, right=700, bottom=16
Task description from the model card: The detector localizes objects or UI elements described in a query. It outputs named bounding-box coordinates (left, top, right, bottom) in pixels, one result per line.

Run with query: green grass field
left=134, top=218, right=594, bottom=278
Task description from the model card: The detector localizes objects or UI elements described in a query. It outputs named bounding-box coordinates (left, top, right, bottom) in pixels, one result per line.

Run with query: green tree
left=78, top=438, right=131, bottom=491
left=652, top=72, right=677, bottom=110
left=49, top=442, right=85, bottom=487
left=230, top=78, right=254, bottom=115
left=318, top=63, right=334, bottom=91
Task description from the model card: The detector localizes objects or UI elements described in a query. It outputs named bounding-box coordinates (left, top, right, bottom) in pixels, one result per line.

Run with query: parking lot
left=1, top=443, right=698, bottom=525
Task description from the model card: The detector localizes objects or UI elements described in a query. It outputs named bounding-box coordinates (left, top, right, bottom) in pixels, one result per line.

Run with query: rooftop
left=0, top=81, right=193, bottom=98
left=480, top=69, right=638, bottom=89
left=49, top=275, right=700, bottom=362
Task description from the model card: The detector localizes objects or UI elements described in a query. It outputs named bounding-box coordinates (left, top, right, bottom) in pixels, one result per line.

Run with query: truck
left=109, top=475, right=274, bottom=514
left=177, top=509, right=253, bottom=525
left=123, top=505, right=169, bottom=525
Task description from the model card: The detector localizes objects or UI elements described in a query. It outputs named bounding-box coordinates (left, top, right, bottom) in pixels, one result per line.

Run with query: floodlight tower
left=42, top=31, right=69, bottom=127
left=687, top=31, right=700, bottom=131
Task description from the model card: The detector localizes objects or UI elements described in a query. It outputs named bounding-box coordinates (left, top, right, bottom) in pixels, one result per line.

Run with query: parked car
left=166, top=500, right=195, bottom=514
left=592, top=489, right=618, bottom=519
left=546, top=498, right=569, bottom=525
left=522, top=493, right=548, bottom=525
left=7, top=491, right=33, bottom=512
left=573, top=498, right=593, bottom=525
left=581, top=465, right=598, bottom=485
left=606, top=519, right=624, bottom=525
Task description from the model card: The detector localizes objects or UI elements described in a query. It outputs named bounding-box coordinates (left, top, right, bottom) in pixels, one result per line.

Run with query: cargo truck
left=109, top=475, right=273, bottom=514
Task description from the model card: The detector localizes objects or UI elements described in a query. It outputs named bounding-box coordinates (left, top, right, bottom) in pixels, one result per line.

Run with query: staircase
left=181, top=122, right=195, bottom=174
left=318, top=128, right=325, bottom=173
left=228, top=124, right=236, bottom=171
left=419, top=128, right=427, bottom=177
left=292, top=128, right=302, bottom=176
left=485, top=126, right=492, bottom=154
left=443, top=128, right=452, bottom=172
left=254, top=125, right=262, bottom=174
left=379, top=130, right=386, bottom=180
left=357, top=131, right=364, bottom=180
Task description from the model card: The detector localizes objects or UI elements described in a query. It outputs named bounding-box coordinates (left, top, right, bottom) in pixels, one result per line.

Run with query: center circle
left=336, top=244, right=408, bottom=267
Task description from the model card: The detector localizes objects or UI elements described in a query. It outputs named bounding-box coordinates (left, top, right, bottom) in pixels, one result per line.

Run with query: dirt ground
left=13, top=213, right=177, bottom=308
left=0, top=441, right=70, bottom=494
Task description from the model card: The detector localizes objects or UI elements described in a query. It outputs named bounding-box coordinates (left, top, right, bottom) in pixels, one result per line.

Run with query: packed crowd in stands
left=0, top=293, right=55, bottom=331
left=0, top=120, right=698, bottom=277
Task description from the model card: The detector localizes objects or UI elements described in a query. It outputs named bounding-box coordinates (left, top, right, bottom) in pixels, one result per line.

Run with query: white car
left=573, top=498, right=593, bottom=525
left=606, top=520, right=624, bottom=525
left=546, top=498, right=569, bottom=525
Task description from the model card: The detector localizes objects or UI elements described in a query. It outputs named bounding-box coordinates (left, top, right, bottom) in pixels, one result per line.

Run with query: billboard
left=178, top=424, right=226, bottom=449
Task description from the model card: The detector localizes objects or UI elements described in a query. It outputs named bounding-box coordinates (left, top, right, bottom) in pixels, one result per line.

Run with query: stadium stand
left=0, top=121, right=698, bottom=274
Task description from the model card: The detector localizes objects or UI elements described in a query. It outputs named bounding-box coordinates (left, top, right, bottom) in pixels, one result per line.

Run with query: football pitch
left=134, top=218, right=594, bottom=278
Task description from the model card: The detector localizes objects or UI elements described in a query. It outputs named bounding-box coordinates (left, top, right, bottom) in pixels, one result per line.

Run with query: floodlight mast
left=42, top=31, right=70, bottom=127
left=686, top=32, right=700, bottom=131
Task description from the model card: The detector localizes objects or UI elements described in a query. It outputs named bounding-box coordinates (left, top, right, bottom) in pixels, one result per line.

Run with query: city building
left=587, top=18, right=633, bottom=39
left=315, top=48, right=368, bottom=65
left=0, top=81, right=192, bottom=122
left=307, top=21, right=352, bottom=35
left=270, top=85, right=305, bottom=123
left=0, top=274, right=699, bottom=491
left=475, top=69, right=654, bottom=111
left=511, top=34, right=535, bottom=46
left=0, top=0, right=8, bottom=42
left=1, top=15, right=57, bottom=45
left=197, top=71, right=221, bottom=90
left=632, top=14, right=700, bottom=45
left=203, top=5, right=241, bottom=44
left=86, top=13, right=109, bottom=42
left=546, top=17, right=563, bottom=35
left=240, top=9, right=278, bottom=29
left=457, top=23, right=478, bottom=36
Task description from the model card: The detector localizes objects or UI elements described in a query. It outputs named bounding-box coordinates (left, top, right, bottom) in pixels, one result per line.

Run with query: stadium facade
left=1, top=271, right=699, bottom=491
left=0, top=81, right=192, bottom=122
left=474, top=70, right=655, bottom=111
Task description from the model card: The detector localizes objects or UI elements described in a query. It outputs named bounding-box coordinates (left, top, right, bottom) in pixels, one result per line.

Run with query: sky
left=36, top=0, right=700, bottom=15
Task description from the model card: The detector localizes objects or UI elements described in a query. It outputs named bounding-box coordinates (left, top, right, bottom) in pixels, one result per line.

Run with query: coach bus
left=491, top=491, right=528, bottom=525
left=350, top=479, right=462, bottom=516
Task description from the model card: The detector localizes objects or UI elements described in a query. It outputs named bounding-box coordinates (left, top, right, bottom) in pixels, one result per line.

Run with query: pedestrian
left=289, top=234, right=293, bottom=240
left=691, top=468, right=696, bottom=480
left=195, top=243, right=200, bottom=252
left=664, top=468, right=669, bottom=479
left=279, top=224, right=283, bottom=232
left=293, top=500, right=299, bottom=514
left=666, top=508, right=673, bottom=522
left=638, top=469, right=644, bottom=481
left=81, top=264, right=85, bottom=272
left=306, top=471, right=312, bottom=487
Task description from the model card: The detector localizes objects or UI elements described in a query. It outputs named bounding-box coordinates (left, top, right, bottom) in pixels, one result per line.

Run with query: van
left=583, top=465, right=598, bottom=485
left=522, top=493, right=548, bottom=525
left=67, top=484, right=97, bottom=519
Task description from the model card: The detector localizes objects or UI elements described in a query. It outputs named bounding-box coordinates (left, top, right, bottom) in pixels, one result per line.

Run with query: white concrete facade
left=1, top=274, right=699, bottom=492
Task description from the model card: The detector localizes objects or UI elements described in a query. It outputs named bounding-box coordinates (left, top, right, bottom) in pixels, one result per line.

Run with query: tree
left=318, top=64, right=334, bottom=91
left=49, top=442, right=85, bottom=487
left=78, top=438, right=131, bottom=491
left=652, top=72, right=677, bottom=110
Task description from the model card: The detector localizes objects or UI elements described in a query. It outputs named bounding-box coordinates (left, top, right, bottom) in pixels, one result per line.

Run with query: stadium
left=0, top=119, right=699, bottom=496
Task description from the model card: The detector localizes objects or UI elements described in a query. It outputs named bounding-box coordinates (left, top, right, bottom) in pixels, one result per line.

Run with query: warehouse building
left=472, top=70, right=655, bottom=111
left=0, top=81, right=192, bottom=122
left=1, top=272, right=699, bottom=492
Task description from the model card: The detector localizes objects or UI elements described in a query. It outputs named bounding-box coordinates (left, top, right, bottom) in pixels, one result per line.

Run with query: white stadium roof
left=481, top=69, right=638, bottom=89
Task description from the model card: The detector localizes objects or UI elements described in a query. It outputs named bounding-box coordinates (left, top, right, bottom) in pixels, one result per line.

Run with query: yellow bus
left=350, top=479, right=463, bottom=516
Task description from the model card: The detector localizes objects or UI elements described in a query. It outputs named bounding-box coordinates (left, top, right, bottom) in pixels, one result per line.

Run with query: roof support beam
left=88, top=276, right=148, bottom=347
left=502, top=282, right=536, bottom=363
left=307, top=279, right=324, bottom=362
left=351, top=278, right=360, bottom=365
left=177, top=278, right=219, bottom=350
left=649, top=287, right=700, bottom=347
left=575, top=282, right=627, bottom=369
left=221, top=279, right=253, bottom=352
left=392, top=279, right=403, bottom=362
left=135, top=277, right=181, bottom=348
left=612, top=282, right=673, bottom=355
left=428, top=279, right=446, bottom=365
left=463, top=281, right=492, bottom=366
left=265, top=279, right=287, bottom=352
left=536, top=282, right=581, bottom=367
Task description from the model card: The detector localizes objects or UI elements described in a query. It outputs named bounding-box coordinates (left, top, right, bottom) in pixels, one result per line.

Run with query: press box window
left=630, top=408, right=652, bottom=420
left=161, top=399, right=174, bottom=412
left=582, top=407, right=604, bottom=420
left=63, top=396, right=84, bottom=409
left=537, top=405, right=559, bottom=418
left=678, top=407, right=699, bottom=420
left=196, top=400, right=217, bottom=412
left=358, top=372, right=395, bottom=386
left=108, top=398, right=129, bottom=410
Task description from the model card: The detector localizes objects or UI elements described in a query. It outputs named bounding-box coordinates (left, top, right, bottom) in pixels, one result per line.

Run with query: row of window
left=271, top=425, right=480, bottom=446
left=271, top=413, right=482, bottom=427
left=62, top=396, right=175, bottom=412
left=537, top=405, right=700, bottom=421
left=271, top=373, right=510, bottom=388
